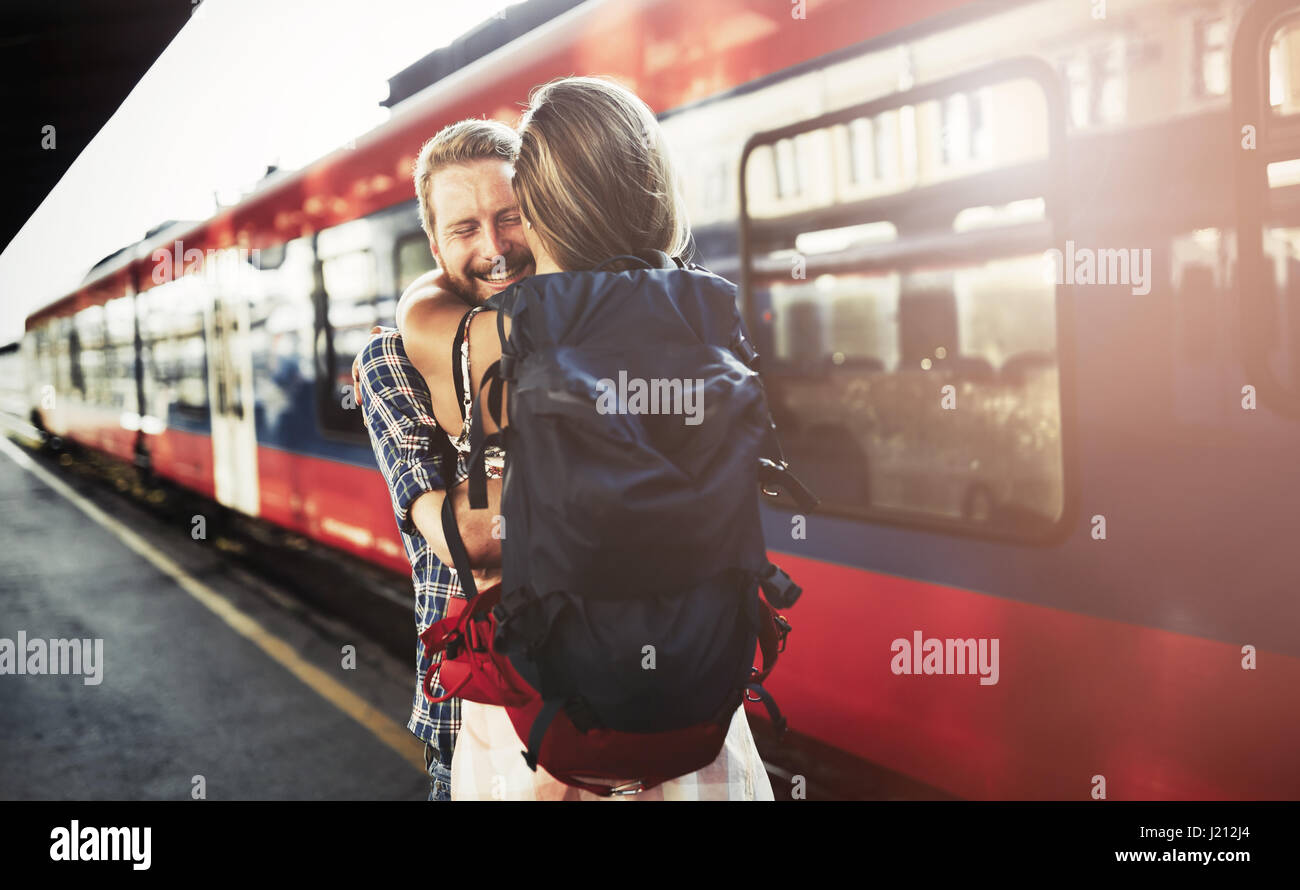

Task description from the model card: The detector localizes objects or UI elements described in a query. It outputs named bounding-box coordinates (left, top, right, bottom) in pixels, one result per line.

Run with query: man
left=353, top=117, right=531, bottom=800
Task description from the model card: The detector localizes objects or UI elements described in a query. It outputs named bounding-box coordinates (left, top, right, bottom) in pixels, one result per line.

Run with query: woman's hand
left=350, top=325, right=388, bottom=413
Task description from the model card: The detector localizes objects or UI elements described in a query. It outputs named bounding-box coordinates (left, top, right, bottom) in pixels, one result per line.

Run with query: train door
left=206, top=250, right=260, bottom=515
left=1233, top=0, right=1300, bottom=419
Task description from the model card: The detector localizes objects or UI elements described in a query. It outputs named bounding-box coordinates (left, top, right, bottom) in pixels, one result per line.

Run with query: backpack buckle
left=758, top=458, right=820, bottom=511
left=442, top=630, right=464, bottom=660
left=773, top=614, right=792, bottom=653
left=757, top=458, right=782, bottom=497
left=731, top=333, right=760, bottom=371
left=607, top=780, right=646, bottom=796
left=758, top=563, right=803, bottom=609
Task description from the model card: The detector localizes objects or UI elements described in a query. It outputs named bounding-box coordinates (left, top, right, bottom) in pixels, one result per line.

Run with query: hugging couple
left=356, top=75, right=777, bottom=801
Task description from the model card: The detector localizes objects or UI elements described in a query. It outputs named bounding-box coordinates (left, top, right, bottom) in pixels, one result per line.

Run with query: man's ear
left=428, top=235, right=440, bottom=266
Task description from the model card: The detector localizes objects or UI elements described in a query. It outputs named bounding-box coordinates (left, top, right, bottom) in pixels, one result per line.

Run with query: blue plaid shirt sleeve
left=357, top=329, right=468, bottom=532
left=356, top=327, right=466, bottom=753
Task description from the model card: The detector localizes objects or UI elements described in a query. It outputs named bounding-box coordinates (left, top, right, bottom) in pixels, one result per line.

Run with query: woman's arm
left=397, top=275, right=510, bottom=581
left=398, top=286, right=511, bottom=434
left=409, top=482, right=503, bottom=590
left=397, top=278, right=476, bottom=435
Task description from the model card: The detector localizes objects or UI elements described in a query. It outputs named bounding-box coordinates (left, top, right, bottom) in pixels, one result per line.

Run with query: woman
left=399, top=76, right=774, bottom=800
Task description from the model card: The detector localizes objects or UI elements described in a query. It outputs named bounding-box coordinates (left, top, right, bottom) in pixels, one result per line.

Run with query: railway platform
left=0, top=434, right=428, bottom=800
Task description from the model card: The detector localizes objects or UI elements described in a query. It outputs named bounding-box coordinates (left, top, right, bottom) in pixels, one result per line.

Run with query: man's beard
left=443, top=251, right=534, bottom=305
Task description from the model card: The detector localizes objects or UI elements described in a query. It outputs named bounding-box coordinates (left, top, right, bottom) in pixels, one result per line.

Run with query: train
left=17, top=0, right=1300, bottom=799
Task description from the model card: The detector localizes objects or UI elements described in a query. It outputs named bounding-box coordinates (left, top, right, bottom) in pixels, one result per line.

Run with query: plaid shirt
left=356, top=329, right=467, bottom=755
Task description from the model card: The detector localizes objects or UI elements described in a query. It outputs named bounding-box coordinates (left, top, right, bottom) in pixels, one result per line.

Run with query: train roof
left=381, top=0, right=587, bottom=109
left=25, top=0, right=982, bottom=331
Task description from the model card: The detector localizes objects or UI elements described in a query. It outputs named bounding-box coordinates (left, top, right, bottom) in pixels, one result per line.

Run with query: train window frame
left=738, top=57, right=1076, bottom=547
left=395, top=231, right=437, bottom=296
left=1233, top=0, right=1300, bottom=420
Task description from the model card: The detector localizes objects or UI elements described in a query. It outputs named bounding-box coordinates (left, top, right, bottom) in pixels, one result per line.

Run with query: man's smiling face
left=428, top=158, right=535, bottom=304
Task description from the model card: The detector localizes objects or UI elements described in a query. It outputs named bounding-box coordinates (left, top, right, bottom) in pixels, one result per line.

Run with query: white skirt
left=450, top=699, right=775, bottom=801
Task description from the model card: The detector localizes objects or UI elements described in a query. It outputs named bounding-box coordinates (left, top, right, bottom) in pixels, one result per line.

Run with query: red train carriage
left=21, top=0, right=1300, bottom=799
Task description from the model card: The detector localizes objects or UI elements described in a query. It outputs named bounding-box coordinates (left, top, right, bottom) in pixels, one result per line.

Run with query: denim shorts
left=424, top=741, right=452, bottom=801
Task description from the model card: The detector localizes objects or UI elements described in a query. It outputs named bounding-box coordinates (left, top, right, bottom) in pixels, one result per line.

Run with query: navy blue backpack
left=423, top=250, right=817, bottom=796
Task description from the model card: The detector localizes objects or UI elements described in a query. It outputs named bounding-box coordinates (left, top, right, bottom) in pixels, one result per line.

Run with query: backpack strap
left=744, top=682, right=788, bottom=738
left=440, top=491, right=481, bottom=600
left=732, top=327, right=819, bottom=512
left=757, top=430, right=819, bottom=512
left=522, top=698, right=565, bottom=771
left=753, top=589, right=793, bottom=680
left=736, top=589, right=792, bottom=737
left=465, top=360, right=505, bottom=511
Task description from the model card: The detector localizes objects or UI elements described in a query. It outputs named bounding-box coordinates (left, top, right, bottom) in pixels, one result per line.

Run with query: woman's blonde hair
left=513, top=76, right=691, bottom=270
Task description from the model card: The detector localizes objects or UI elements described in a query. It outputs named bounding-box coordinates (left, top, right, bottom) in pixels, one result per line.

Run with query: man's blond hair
left=414, top=118, right=520, bottom=239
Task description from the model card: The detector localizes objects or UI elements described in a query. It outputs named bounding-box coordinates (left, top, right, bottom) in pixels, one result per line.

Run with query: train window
left=73, top=306, right=106, bottom=402
left=246, top=236, right=315, bottom=432
left=1194, top=17, right=1229, bottom=98
left=747, top=129, right=836, bottom=218
left=872, top=113, right=892, bottom=182
left=148, top=333, right=208, bottom=417
left=940, top=95, right=969, bottom=166
left=843, top=119, right=870, bottom=186
left=747, top=80, right=1047, bottom=225
left=1093, top=39, right=1128, bottom=125
left=318, top=218, right=381, bottom=437
left=764, top=257, right=1062, bottom=530
left=252, top=242, right=286, bottom=271
left=105, top=296, right=135, bottom=412
left=742, top=61, right=1067, bottom=538
left=53, top=319, right=71, bottom=395
left=1060, top=37, right=1127, bottom=128
left=177, top=336, right=209, bottom=412
left=139, top=276, right=209, bottom=423
left=1063, top=56, right=1091, bottom=128
left=80, top=347, right=105, bottom=406
left=1271, top=21, right=1300, bottom=115
left=396, top=233, right=436, bottom=294
left=938, top=91, right=991, bottom=170
left=322, top=249, right=378, bottom=307
left=323, top=250, right=379, bottom=397
left=772, top=138, right=802, bottom=200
